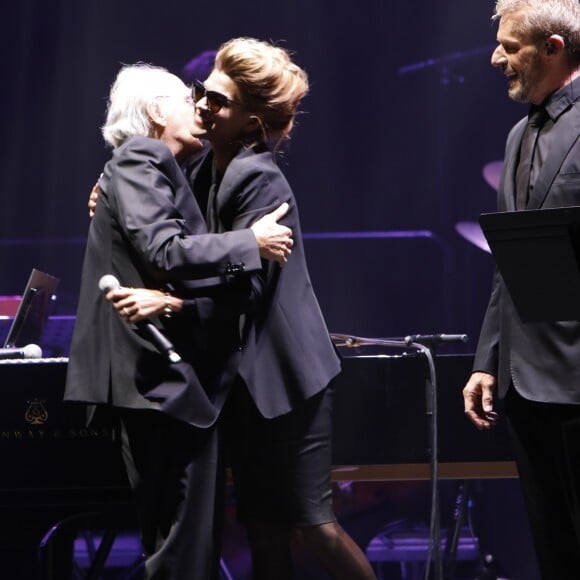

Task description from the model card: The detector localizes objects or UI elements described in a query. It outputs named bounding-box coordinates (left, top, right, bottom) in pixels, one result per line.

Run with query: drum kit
left=454, top=160, right=503, bottom=254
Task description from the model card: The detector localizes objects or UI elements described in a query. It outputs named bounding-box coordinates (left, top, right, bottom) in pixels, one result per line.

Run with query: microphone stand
left=331, top=332, right=468, bottom=580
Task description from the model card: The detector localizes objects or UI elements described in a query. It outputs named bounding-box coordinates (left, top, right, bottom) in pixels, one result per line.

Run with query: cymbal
left=482, top=160, right=503, bottom=191
left=455, top=221, right=491, bottom=253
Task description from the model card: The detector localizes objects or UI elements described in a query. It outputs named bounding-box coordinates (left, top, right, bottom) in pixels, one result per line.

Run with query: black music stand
left=3, top=268, right=59, bottom=349
left=479, top=206, right=580, bottom=322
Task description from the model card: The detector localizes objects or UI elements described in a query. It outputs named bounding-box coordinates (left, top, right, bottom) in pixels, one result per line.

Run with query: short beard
left=508, top=78, right=530, bottom=102
left=508, top=48, right=541, bottom=103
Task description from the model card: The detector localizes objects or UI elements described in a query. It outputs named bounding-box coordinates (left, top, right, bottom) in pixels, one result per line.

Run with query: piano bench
left=38, top=512, right=141, bottom=580
left=366, top=522, right=479, bottom=580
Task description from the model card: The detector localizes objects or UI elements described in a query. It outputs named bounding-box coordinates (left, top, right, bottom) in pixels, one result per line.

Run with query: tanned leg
left=293, top=521, right=377, bottom=580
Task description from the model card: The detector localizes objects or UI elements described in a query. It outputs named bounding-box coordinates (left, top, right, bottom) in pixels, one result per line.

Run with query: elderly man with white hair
left=65, top=62, right=292, bottom=580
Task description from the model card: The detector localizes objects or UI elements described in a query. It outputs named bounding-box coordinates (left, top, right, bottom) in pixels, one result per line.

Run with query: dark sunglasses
left=192, top=79, right=243, bottom=114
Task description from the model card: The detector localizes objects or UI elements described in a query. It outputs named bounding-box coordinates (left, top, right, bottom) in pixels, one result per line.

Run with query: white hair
left=493, top=0, right=580, bottom=62
left=101, top=63, right=187, bottom=148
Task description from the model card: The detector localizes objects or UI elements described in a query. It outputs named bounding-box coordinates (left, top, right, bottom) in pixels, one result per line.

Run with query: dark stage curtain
left=1, top=0, right=522, bottom=344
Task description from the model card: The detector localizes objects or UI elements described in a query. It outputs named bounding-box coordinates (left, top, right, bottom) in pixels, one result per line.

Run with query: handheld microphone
left=0, top=344, right=43, bottom=360
left=98, top=274, right=182, bottom=364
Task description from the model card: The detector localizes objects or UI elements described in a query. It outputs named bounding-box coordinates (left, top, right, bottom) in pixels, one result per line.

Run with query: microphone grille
left=23, top=344, right=43, bottom=359
left=98, top=274, right=120, bottom=293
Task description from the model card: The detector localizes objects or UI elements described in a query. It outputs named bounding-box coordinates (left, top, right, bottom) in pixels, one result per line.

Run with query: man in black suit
left=66, top=63, right=293, bottom=580
left=462, top=1, right=580, bottom=578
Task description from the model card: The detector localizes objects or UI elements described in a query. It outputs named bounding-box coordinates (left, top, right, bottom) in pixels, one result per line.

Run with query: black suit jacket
left=65, top=137, right=262, bottom=427
left=192, top=144, right=341, bottom=418
left=474, top=86, right=580, bottom=403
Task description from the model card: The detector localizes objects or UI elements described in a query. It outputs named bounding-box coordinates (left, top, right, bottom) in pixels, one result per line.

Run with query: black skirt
left=222, top=379, right=335, bottom=527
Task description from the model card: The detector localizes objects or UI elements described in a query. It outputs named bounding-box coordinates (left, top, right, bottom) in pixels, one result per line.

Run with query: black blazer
left=473, top=93, right=580, bottom=403
left=65, top=137, right=262, bottom=427
left=192, top=144, right=341, bottom=418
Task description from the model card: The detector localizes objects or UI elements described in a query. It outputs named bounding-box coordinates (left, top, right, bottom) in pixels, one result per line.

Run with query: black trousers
left=505, top=386, right=580, bottom=580
left=119, top=408, right=225, bottom=580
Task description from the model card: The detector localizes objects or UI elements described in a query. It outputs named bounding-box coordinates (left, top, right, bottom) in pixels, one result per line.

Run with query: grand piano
left=0, top=350, right=515, bottom=578
left=0, top=359, right=133, bottom=579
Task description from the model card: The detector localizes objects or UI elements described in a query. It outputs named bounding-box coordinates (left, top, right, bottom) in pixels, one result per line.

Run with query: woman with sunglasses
left=106, top=38, right=376, bottom=579
left=189, top=38, right=376, bottom=580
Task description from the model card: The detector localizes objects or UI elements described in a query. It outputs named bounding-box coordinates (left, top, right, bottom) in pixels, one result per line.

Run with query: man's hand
left=250, top=202, right=293, bottom=265
left=463, top=371, right=499, bottom=430
left=88, top=180, right=100, bottom=217
left=105, top=287, right=182, bottom=323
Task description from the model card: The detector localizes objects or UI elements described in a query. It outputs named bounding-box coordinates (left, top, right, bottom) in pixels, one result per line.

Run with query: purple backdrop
left=0, top=0, right=526, bottom=347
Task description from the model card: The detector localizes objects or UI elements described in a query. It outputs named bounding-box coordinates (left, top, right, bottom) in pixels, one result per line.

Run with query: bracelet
left=162, top=292, right=173, bottom=318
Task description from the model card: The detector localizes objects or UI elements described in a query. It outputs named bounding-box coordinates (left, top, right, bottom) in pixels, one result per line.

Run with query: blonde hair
left=214, top=37, right=309, bottom=147
left=102, top=63, right=186, bottom=148
left=493, top=0, right=580, bottom=63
